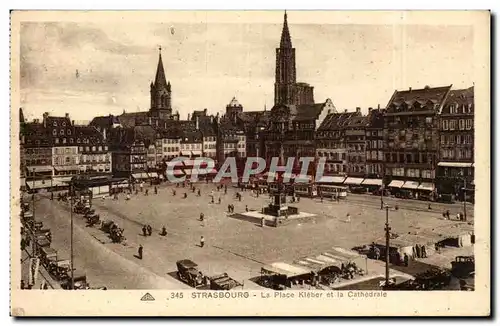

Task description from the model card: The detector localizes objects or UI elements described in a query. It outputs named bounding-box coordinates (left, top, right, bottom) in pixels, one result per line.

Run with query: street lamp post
left=70, top=182, right=74, bottom=290
left=462, top=175, right=467, bottom=222
left=384, top=205, right=391, bottom=287
left=32, top=168, right=36, bottom=258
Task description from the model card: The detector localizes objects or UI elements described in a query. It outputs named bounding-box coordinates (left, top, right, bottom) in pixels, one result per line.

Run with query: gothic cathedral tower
left=274, top=11, right=297, bottom=106
left=150, top=47, right=172, bottom=119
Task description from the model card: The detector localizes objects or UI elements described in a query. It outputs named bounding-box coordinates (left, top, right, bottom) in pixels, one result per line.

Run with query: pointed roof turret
left=19, top=107, right=25, bottom=123
left=280, top=11, right=292, bottom=48
left=154, top=46, right=167, bottom=88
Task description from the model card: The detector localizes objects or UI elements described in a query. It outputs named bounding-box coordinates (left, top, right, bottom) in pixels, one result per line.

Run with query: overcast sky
left=19, top=12, right=474, bottom=121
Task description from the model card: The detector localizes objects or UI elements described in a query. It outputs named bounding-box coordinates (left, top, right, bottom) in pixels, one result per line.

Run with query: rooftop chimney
left=409, top=87, right=412, bottom=92
left=72, top=120, right=75, bottom=126
left=327, top=109, right=332, bottom=114
left=378, top=104, right=380, bottom=109
left=65, top=113, right=70, bottom=119
left=188, top=113, right=191, bottom=121
left=368, top=107, right=373, bottom=113
left=356, top=107, right=361, bottom=113
left=204, top=108, right=207, bottom=115
left=344, top=109, right=348, bottom=113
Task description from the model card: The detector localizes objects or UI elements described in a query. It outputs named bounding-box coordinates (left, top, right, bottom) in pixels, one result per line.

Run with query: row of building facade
left=18, top=12, right=474, bottom=198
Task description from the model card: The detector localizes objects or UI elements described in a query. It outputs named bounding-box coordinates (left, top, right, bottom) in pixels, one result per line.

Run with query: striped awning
left=54, top=165, right=79, bottom=172
left=26, top=179, right=52, bottom=190
left=148, top=172, right=159, bottom=178
left=361, top=179, right=382, bottom=186
left=402, top=181, right=420, bottom=189
left=344, top=177, right=364, bottom=185
left=388, top=180, right=404, bottom=188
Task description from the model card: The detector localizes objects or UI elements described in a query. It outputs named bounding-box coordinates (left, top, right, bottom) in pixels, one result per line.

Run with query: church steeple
left=154, top=46, right=167, bottom=88
left=274, top=11, right=296, bottom=106
left=150, top=46, right=172, bottom=119
left=280, top=11, right=292, bottom=48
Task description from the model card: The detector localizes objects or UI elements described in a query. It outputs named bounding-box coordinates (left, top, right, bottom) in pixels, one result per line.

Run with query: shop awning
left=269, top=262, right=311, bottom=277
left=26, top=179, right=52, bottom=190
left=402, top=181, right=420, bottom=189
left=132, top=172, right=149, bottom=180
left=54, top=165, right=79, bottom=172
left=27, top=165, right=53, bottom=173
left=317, top=176, right=346, bottom=184
left=191, top=151, right=202, bottom=156
left=437, top=162, right=473, bottom=168
left=148, top=172, right=159, bottom=178
left=344, top=177, right=364, bottom=185
left=180, top=151, right=191, bottom=156
left=361, top=179, right=382, bottom=186
left=388, top=180, right=404, bottom=188
left=166, top=170, right=184, bottom=176
left=417, top=182, right=435, bottom=191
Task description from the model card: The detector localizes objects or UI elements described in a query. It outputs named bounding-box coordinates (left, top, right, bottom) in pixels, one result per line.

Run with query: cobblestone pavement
left=36, top=181, right=474, bottom=289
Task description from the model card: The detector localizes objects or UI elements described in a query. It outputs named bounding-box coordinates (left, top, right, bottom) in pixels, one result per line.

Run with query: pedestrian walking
left=245, top=205, right=249, bottom=212
left=160, top=226, right=167, bottom=236
left=154, top=186, right=158, bottom=195
left=198, top=189, right=201, bottom=196
left=218, top=197, right=221, bottom=204
left=138, top=244, right=143, bottom=259
left=403, top=253, right=409, bottom=267
left=184, top=193, right=187, bottom=199
left=20, top=280, right=25, bottom=290
left=145, top=189, right=149, bottom=196
left=346, top=213, right=351, bottom=223
left=421, top=245, right=427, bottom=258
left=142, top=225, right=147, bottom=237
left=147, top=225, right=152, bottom=236
left=227, top=205, right=231, bottom=213
left=261, top=217, right=265, bottom=227
left=211, top=196, right=214, bottom=204
left=200, top=213, right=204, bottom=221
left=200, top=236, right=205, bottom=248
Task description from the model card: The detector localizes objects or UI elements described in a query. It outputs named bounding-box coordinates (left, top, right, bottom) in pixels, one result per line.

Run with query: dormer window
left=67, top=129, right=71, bottom=135
left=62, top=138, right=66, bottom=144
left=69, top=138, right=74, bottom=143
left=53, top=121, right=57, bottom=127
left=62, top=122, right=66, bottom=127
left=77, top=138, right=80, bottom=143
left=53, top=129, right=57, bottom=136
left=60, top=129, right=64, bottom=135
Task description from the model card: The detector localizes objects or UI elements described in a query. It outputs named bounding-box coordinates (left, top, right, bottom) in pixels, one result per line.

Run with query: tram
left=317, top=185, right=348, bottom=199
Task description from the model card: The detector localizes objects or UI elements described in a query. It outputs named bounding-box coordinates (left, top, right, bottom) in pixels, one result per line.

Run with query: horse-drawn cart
left=101, top=220, right=125, bottom=243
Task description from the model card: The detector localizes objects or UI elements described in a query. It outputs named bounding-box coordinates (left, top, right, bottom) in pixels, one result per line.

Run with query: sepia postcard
left=10, top=10, right=490, bottom=317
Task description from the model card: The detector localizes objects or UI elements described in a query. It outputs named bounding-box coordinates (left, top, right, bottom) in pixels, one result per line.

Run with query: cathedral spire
left=280, top=11, right=292, bottom=48
left=154, top=46, right=167, bottom=88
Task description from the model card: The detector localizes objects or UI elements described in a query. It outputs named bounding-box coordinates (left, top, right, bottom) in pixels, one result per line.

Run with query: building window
left=104, top=146, right=108, bottom=151
left=53, top=121, right=57, bottom=127
left=449, top=104, right=457, bottom=114
left=86, top=146, right=90, bottom=151
left=466, top=119, right=473, bottom=130
left=67, top=129, right=71, bottom=135
left=425, top=117, right=433, bottom=124
left=62, top=138, right=67, bottom=144
left=92, top=146, right=96, bottom=151
left=459, top=119, right=465, bottom=130
left=449, top=120, right=456, bottom=130
left=52, top=129, right=57, bottom=135
left=442, top=120, right=448, bottom=130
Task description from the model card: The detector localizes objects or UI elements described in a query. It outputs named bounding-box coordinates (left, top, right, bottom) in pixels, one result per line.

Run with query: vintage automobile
left=85, top=213, right=100, bottom=227
left=176, top=259, right=205, bottom=288
left=40, top=247, right=58, bottom=267
left=451, top=256, right=475, bottom=278
left=60, top=270, right=89, bottom=290
left=209, top=273, right=243, bottom=290
left=48, top=259, right=72, bottom=280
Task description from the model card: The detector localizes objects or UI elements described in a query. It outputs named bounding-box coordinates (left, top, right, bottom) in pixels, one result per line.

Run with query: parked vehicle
left=176, top=259, right=205, bottom=288
left=209, top=273, right=243, bottom=290
left=39, top=247, right=58, bottom=267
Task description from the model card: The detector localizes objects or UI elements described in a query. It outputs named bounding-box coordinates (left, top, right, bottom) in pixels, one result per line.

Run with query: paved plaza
left=29, top=181, right=474, bottom=289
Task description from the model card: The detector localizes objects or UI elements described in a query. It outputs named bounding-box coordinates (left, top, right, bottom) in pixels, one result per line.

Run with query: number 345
left=170, top=292, right=183, bottom=299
